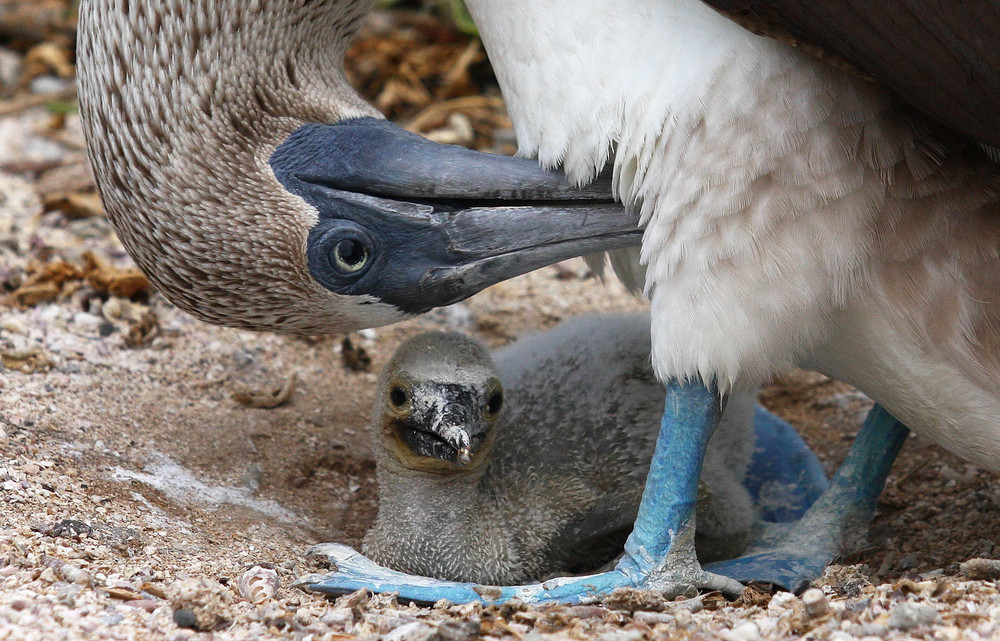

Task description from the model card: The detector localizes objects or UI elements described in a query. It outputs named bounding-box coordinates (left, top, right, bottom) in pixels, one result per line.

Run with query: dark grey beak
left=270, top=118, right=641, bottom=314
left=399, top=383, right=487, bottom=466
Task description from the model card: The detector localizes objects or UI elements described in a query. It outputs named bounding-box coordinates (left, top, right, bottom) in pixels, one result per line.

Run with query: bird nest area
left=2, top=3, right=1000, bottom=640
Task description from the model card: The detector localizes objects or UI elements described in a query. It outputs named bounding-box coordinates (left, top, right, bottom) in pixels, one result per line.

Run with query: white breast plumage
left=465, top=0, right=1000, bottom=472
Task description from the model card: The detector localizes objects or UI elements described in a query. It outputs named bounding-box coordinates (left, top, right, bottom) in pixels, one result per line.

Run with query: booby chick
left=364, top=315, right=758, bottom=584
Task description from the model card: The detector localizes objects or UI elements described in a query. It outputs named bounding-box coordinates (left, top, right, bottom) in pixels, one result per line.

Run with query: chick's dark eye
left=389, top=385, right=409, bottom=408
left=486, top=390, right=503, bottom=415
left=332, top=237, right=369, bottom=273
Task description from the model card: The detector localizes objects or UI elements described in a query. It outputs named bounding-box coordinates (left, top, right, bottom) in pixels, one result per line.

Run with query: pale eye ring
left=332, top=237, right=369, bottom=273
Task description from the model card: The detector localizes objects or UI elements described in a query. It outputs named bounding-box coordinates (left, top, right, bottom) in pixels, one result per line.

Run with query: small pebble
left=673, top=608, right=692, bottom=628
left=849, top=622, right=889, bottom=637
left=293, top=607, right=319, bottom=625
left=122, top=599, right=159, bottom=613
left=29, top=74, right=72, bottom=94
left=434, top=620, right=480, bottom=641
left=1, top=316, right=27, bottom=334
left=801, top=588, right=830, bottom=618
left=887, top=602, right=939, bottom=630
left=58, top=563, right=91, bottom=585
left=767, top=591, right=798, bottom=615
left=172, top=607, right=198, bottom=629
left=383, top=621, right=434, bottom=641
left=633, top=611, right=673, bottom=625
left=596, top=631, right=643, bottom=641
left=320, top=607, right=354, bottom=632
left=960, top=557, right=1000, bottom=580
left=72, top=312, right=105, bottom=330
left=100, top=612, right=124, bottom=625
left=730, top=621, right=761, bottom=640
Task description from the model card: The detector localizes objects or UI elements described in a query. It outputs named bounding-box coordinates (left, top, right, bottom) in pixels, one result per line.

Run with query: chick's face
left=374, top=332, right=503, bottom=474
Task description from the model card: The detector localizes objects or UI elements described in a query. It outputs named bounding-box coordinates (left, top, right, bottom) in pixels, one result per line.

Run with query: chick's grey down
left=364, top=315, right=756, bottom=584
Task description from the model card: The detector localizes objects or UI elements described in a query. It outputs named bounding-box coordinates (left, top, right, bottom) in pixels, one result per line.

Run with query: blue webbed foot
left=302, top=543, right=507, bottom=605
left=708, top=404, right=909, bottom=592
left=745, top=406, right=829, bottom=522
left=303, top=539, right=739, bottom=605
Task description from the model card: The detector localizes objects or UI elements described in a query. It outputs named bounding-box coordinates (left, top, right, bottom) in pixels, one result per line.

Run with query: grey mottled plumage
left=364, top=315, right=755, bottom=584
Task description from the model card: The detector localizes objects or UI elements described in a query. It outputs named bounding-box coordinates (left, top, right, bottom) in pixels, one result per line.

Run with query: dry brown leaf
left=43, top=192, right=105, bottom=219
left=139, top=583, right=169, bottom=600
left=82, top=250, right=151, bottom=299
left=735, top=582, right=774, bottom=608
left=404, top=95, right=505, bottom=134
left=344, top=10, right=500, bottom=136
left=104, top=587, right=143, bottom=601
left=340, top=336, right=371, bottom=372
left=123, top=308, right=161, bottom=348
left=374, top=77, right=433, bottom=115
left=22, top=42, right=74, bottom=80
left=4, top=258, right=82, bottom=307
left=424, top=112, right=475, bottom=146
left=435, top=39, right=484, bottom=100
left=102, top=297, right=150, bottom=323
left=27, top=258, right=82, bottom=286
left=232, top=374, right=298, bottom=409
left=6, top=281, right=59, bottom=306
left=1, top=348, right=54, bottom=373
left=0, top=158, right=65, bottom=174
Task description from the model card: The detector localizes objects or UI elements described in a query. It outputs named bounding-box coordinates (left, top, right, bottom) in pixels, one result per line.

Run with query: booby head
left=76, top=0, right=639, bottom=335
left=372, top=331, right=503, bottom=473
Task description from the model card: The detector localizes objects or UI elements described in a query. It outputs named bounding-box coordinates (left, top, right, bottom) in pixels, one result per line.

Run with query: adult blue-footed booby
left=78, top=0, right=998, bottom=603
left=360, top=316, right=826, bottom=586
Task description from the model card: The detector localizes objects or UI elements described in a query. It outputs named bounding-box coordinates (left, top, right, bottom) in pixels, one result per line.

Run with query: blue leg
left=707, top=404, right=909, bottom=592
left=304, top=380, right=743, bottom=604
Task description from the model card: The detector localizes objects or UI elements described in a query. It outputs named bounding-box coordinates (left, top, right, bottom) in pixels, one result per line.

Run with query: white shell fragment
left=236, top=566, right=279, bottom=604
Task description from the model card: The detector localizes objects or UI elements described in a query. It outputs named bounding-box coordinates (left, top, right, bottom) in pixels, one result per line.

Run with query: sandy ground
left=3, top=12, right=1000, bottom=641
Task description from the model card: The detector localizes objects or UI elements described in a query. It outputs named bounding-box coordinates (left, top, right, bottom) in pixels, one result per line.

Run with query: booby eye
left=307, top=221, right=377, bottom=288
left=389, top=385, right=410, bottom=409
left=485, top=389, right=503, bottom=417
left=332, top=238, right=369, bottom=273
